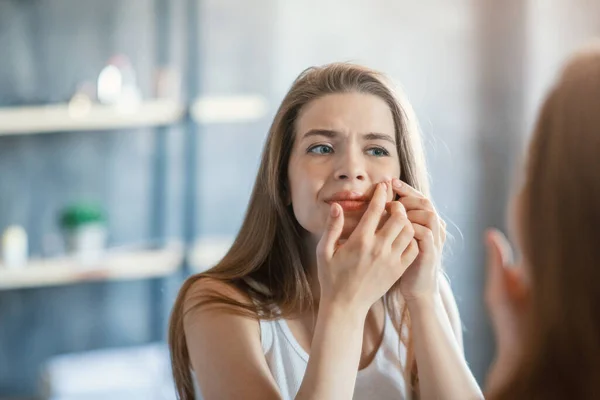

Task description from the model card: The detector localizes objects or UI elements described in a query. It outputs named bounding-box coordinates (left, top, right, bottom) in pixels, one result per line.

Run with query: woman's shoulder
left=182, top=275, right=255, bottom=316
left=179, top=276, right=280, bottom=399
left=181, top=276, right=262, bottom=353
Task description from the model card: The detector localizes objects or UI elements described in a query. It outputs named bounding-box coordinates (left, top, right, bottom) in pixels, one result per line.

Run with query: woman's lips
left=325, top=191, right=370, bottom=213
left=335, top=200, right=369, bottom=212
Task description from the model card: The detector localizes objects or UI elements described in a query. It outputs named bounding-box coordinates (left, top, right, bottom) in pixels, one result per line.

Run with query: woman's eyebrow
left=363, top=132, right=395, bottom=144
left=302, top=129, right=338, bottom=140
left=302, top=129, right=395, bottom=144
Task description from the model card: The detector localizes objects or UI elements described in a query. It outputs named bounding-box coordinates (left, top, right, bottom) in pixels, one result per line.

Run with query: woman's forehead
left=295, top=92, right=395, bottom=138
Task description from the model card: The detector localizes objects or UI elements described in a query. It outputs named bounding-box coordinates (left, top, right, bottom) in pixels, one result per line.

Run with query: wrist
left=319, top=298, right=369, bottom=327
left=406, top=292, right=444, bottom=315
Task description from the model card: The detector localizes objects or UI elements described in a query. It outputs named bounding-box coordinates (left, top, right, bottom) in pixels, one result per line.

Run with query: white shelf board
left=0, top=242, right=184, bottom=290
left=0, top=99, right=185, bottom=136
left=191, top=94, right=268, bottom=124
left=188, top=236, right=235, bottom=273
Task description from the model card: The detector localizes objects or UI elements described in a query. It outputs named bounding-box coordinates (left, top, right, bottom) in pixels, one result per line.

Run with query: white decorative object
left=97, top=55, right=141, bottom=108
left=1, top=225, right=28, bottom=269
left=65, top=224, right=108, bottom=265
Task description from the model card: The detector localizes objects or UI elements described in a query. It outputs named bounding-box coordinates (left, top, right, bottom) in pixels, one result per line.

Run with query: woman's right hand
left=316, top=181, right=419, bottom=315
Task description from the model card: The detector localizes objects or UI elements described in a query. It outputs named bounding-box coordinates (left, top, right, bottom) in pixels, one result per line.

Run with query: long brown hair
left=169, top=63, right=431, bottom=399
left=490, top=43, right=600, bottom=399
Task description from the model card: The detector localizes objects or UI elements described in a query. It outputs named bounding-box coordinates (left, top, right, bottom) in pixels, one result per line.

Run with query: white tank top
left=258, top=307, right=410, bottom=400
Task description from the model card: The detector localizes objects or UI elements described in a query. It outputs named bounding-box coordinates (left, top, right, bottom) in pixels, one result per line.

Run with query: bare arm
left=409, top=277, right=482, bottom=400
left=184, top=280, right=281, bottom=400
left=185, top=279, right=372, bottom=400
left=186, top=182, right=418, bottom=400
left=440, top=275, right=464, bottom=352
left=392, top=180, right=479, bottom=399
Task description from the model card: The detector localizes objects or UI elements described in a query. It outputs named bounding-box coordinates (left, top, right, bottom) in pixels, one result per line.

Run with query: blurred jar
left=1, top=225, right=28, bottom=268
left=97, top=55, right=142, bottom=110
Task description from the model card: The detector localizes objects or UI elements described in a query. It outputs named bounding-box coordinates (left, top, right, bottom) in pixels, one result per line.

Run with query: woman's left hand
left=391, top=178, right=446, bottom=303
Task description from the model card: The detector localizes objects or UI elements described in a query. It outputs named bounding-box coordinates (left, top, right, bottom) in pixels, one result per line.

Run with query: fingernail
left=330, top=203, right=340, bottom=217
left=380, top=182, right=387, bottom=191
left=393, top=179, right=402, bottom=188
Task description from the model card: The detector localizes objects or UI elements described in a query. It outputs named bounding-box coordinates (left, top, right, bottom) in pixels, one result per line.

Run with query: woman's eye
left=308, top=144, right=333, bottom=155
left=366, top=147, right=390, bottom=157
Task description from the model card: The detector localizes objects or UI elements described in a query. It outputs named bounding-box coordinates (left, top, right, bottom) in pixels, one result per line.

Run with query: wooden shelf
left=0, top=99, right=185, bottom=136
left=0, top=94, right=268, bottom=137
left=188, top=236, right=235, bottom=273
left=0, top=242, right=184, bottom=290
left=191, top=94, right=268, bottom=123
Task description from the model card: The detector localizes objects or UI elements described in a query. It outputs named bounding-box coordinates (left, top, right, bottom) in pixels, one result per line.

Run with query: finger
left=352, top=182, right=387, bottom=237
left=406, top=210, right=440, bottom=234
left=484, top=229, right=516, bottom=310
left=400, top=239, right=419, bottom=267
left=392, top=178, right=425, bottom=199
left=316, top=203, right=345, bottom=261
left=376, top=210, right=391, bottom=231
left=408, top=210, right=441, bottom=248
left=391, top=219, right=415, bottom=254
left=486, top=229, right=514, bottom=266
left=386, top=178, right=394, bottom=201
left=484, top=229, right=515, bottom=293
left=485, top=229, right=504, bottom=286
left=399, top=196, right=435, bottom=212
left=377, top=201, right=408, bottom=247
left=412, top=223, right=436, bottom=252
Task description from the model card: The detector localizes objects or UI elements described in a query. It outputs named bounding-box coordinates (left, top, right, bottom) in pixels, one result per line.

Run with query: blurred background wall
left=0, top=0, right=598, bottom=398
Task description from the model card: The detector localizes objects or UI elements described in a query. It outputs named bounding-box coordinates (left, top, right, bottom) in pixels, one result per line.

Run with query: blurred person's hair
left=168, top=63, right=431, bottom=400
left=490, top=42, right=600, bottom=399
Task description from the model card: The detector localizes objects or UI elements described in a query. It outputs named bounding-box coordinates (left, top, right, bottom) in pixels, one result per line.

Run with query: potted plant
left=59, top=202, right=108, bottom=264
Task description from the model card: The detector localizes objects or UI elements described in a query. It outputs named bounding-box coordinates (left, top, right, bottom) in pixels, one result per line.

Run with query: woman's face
left=287, top=92, right=400, bottom=241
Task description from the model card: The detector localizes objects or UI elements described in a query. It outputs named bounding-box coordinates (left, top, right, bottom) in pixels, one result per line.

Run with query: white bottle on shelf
left=97, top=55, right=142, bottom=111
left=1, top=225, right=28, bottom=269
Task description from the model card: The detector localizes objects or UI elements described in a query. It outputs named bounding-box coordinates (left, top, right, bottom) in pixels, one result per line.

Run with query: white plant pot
left=65, top=224, right=108, bottom=265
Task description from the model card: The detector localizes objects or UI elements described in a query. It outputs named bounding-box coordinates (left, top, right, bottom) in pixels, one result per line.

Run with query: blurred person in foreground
left=485, top=41, right=600, bottom=399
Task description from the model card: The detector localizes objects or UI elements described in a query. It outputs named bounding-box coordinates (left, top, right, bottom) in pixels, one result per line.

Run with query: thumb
left=485, top=229, right=514, bottom=286
left=317, top=203, right=345, bottom=261
left=486, top=229, right=514, bottom=267
left=486, top=229, right=503, bottom=275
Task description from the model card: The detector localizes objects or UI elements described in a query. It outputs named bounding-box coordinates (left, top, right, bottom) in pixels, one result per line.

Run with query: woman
left=485, top=42, right=600, bottom=399
left=170, top=63, right=481, bottom=399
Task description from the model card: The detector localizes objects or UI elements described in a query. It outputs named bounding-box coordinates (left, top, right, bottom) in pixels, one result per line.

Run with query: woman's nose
left=334, top=152, right=366, bottom=181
